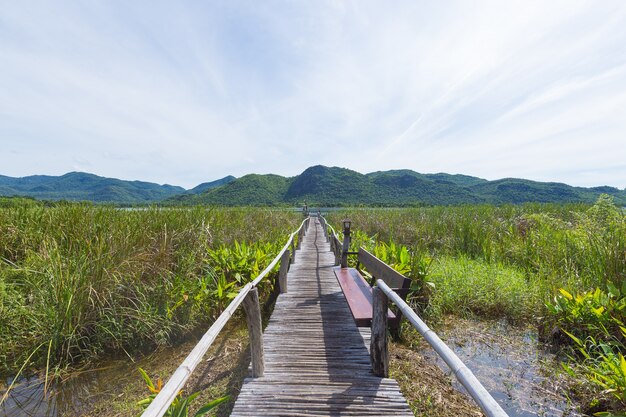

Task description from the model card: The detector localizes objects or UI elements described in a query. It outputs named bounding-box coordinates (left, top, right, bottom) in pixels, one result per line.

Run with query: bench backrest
left=357, top=248, right=411, bottom=290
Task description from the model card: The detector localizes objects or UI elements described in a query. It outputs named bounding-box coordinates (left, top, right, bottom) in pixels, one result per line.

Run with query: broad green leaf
left=194, top=396, right=230, bottom=416
left=607, top=282, right=620, bottom=298
left=562, top=328, right=582, bottom=347
left=138, top=368, right=155, bottom=390
left=558, top=288, right=573, bottom=300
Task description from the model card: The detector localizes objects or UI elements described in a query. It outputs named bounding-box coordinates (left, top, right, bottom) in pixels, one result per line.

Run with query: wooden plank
left=229, top=219, right=412, bottom=417
left=358, top=247, right=410, bottom=289
left=333, top=266, right=396, bottom=327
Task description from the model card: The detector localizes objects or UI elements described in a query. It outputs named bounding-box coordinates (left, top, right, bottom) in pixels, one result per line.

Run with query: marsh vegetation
left=0, top=206, right=298, bottom=380
left=1, top=198, right=625, bottom=416
left=328, top=195, right=626, bottom=415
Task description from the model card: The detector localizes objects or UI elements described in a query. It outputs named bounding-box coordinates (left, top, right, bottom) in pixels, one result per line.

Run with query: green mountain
left=0, top=172, right=184, bottom=203
left=469, top=179, right=626, bottom=204
left=367, top=170, right=488, bottom=187
left=2, top=167, right=624, bottom=206
left=172, top=174, right=292, bottom=206
left=172, top=165, right=626, bottom=206
left=187, top=175, right=236, bottom=194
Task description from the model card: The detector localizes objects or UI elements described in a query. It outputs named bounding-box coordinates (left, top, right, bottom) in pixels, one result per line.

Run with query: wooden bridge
left=141, top=215, right=508, bottom=417
left=229, top=218, right=412, bottom=416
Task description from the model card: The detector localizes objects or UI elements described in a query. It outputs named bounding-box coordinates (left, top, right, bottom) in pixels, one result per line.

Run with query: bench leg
left=389, top=319, right=403, bottom=341
left=371, top=287, right=389, bottom=377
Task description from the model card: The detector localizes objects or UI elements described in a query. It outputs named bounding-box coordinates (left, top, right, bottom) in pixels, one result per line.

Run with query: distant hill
left=2, top=167, right=624, bottom=206
left=0, top=172, right=184, bottom=203
left=187, top=176, right=236, bottom=194
left=171, top=165, right=626, bottom=206
left=172, top=174, right=292, bottom=206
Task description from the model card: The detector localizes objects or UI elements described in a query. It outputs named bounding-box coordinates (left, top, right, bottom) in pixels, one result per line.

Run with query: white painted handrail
left=141, top=217, right=310, bottom=417
left=251, top=217, right=309, bottom=287
left=376, top=279, right=509, bottom=417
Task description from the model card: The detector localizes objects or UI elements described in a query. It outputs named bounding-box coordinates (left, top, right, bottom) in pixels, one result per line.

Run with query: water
left=421, top=318, right=585, bottom=416
left=0, top=362, right=135, bottom=417
left=2, top=318, right=587, bottom=417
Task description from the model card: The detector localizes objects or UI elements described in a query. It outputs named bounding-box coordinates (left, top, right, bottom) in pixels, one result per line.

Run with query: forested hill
left=0, top=172, right=184, bottom=203
left=2, top=167, right=624, bottom=205
left=171, top=165, right=626, bottom=206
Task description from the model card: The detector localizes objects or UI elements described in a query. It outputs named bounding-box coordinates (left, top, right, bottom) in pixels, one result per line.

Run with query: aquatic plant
left=137, top=368, right=229, bottom=417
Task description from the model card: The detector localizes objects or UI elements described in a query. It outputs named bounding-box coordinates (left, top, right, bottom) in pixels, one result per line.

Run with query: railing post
left=290, top=239, right=296, bottom=264
left=320, top=216, right=329, bottom=242
left=242, top=287, right=264, bottom=377
left=341, top=220, right=351, bottom=268
left=278, top=249, right=290, bottom=293
left=371, top=286, right=389, bottom=377
left=332, top=236, right=341, bottom=266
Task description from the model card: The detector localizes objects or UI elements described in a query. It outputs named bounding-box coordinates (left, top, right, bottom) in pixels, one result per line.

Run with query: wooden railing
left=318, top=215, right=342, bottom=265
left=140, top=217, right=310, bottom=417
left=320, top=215, right=509, bottom=417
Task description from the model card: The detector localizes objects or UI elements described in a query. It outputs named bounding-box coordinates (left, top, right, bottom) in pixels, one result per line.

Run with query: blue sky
left=1, top=1, right=626, bottom=189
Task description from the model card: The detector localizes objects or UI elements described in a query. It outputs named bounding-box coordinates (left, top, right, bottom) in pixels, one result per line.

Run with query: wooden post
left=341, top=224, right=351, bottom=268
left=332, top=236, right=341, bottom=266
left=278, top=249, right=290, bottom=293
left=243, top=287, right=264, bottom=377
left=371, top=287, right=389, bottom=377
left=297, top=228, right=303, bottom=250
left=320, top=217, right=329, bottom=242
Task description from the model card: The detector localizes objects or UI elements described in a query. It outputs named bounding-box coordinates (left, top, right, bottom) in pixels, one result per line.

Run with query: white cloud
left=1, top=0, right=625, bottom=188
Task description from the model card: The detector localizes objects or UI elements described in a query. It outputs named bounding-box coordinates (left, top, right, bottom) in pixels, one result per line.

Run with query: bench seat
left=333, top=266, right=396, bottom=327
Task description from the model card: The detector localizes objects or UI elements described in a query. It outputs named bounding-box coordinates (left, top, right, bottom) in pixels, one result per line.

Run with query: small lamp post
left=341, top=219, right=352, bottom=268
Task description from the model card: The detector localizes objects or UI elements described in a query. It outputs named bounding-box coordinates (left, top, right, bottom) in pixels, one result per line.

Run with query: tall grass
left=0, top=205, right=298, bottom=376
left=328, top=199, right=626, bottom=318
left=328, top=196, right=626, bottom=411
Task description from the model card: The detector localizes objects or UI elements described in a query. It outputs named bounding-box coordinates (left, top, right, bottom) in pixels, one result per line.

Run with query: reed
left=328, top=196, right=626, bottom=411
left=328, top=198, right=626, bottom=320
left=0, top=205, right=298, bottom=376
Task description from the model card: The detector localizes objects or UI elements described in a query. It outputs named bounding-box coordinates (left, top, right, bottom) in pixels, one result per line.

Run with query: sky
left=1, top=1, right=626, bottom=189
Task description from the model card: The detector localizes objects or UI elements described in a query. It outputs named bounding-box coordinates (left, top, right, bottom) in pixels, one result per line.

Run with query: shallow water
left=0, top=361, right=135, bottom=417
left=421, top=318, right=585, bottom=417
left=1, top=318, right=586, bottom=417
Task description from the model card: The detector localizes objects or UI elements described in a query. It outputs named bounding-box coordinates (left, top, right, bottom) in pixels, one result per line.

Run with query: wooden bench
left=333, top=248, right=412, bottom=329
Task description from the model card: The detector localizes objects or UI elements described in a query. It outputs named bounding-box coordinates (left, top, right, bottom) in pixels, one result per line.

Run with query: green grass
left=329, top=199, right=626, bottom=316
left=0, top=204, right=299, bottom=377
left=426, top=256, right=539, bottom=321
left=327, top=195, right=626, bottom=412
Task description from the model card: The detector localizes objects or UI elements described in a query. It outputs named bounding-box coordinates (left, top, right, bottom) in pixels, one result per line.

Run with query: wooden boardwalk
left=230, top=219, right=413, bottom=416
